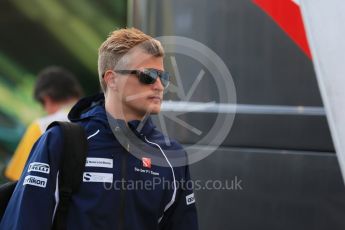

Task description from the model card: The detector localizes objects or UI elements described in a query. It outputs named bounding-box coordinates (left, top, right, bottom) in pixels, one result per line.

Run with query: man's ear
left=104, top=70, right=118, bottom=91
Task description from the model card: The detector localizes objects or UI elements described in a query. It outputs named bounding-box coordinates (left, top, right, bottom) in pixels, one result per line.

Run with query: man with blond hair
left=0, top=28, right=198, bottom=230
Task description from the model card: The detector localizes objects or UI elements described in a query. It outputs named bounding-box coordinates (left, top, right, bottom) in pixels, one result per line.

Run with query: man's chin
left=148, top=109, right=161, bottom=114
left=150, top=110, right=160, bottom=115
left=144, top=106, right=161, bottom=115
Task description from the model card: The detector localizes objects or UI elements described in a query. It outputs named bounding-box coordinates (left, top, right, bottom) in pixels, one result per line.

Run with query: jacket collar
left=68, top=93, right=156, bottom=137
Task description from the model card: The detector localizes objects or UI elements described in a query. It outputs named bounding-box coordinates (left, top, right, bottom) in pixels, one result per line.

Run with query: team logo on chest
left=134, top=157, right=159, bottom=176
left=142, top=157, right=152, bottom=168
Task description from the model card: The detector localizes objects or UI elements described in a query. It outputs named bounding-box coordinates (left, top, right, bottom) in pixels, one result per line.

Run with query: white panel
left=300, top=0, right=345, bottom=182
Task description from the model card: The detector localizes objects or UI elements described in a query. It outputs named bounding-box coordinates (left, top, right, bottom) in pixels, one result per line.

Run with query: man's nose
left=152, top=77, right=164, bottom=91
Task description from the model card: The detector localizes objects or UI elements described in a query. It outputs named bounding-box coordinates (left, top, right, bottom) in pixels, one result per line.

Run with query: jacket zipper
left=118, top=142, right=129, bottom=230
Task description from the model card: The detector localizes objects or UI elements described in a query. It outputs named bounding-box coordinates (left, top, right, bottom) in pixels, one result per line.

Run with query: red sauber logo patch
left=142, top=157, right=152, bottom=168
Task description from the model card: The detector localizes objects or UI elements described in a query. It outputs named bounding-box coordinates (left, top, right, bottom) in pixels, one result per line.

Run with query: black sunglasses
left=113, top=68, right=170, bottom=89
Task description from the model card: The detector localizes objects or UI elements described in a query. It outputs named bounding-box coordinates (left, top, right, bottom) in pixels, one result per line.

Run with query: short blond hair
left=98, top=27, right=164, bottom=92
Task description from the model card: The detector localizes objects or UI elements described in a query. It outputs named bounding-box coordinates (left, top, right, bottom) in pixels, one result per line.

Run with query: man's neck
left=46, top=98, right=78, bottom=115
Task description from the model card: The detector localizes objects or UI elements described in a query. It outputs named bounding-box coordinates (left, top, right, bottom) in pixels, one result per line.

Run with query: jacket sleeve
left=0, top=127, right=63, bottom=230
left=159, top=164, right=199, bottom=230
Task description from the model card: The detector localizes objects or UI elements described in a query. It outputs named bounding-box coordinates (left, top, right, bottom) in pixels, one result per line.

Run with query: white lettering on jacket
left=186, top=193, right=195, bottom=205
left=85, top=158, right=113, bottom=168
left=83, top=172, right=113, bottom=183
left=28, top=162, right=50, bottom=174
left=23, top=175, right=47, bottom=188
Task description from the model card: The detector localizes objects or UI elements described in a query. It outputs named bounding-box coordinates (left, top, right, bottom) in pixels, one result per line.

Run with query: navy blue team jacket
left=0, top=94, right=199, bottom=230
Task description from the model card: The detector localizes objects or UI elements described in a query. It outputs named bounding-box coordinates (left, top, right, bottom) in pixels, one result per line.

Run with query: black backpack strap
left=48, top=121, right=88, bottom=230
left=0, top=181, right=17, bottom=220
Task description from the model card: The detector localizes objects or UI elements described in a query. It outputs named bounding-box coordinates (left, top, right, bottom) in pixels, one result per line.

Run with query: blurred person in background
left=4, top=66, right=83, bottom=181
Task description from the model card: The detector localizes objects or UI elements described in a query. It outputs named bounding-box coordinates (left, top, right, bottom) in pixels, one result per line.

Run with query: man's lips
left=126, top=92, right=162, bottom=102
left=147, top=95, right=162, bottom=102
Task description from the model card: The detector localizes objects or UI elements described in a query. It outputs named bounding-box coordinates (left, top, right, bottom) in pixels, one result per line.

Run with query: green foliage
left=0, top=0, right=127, bottom=182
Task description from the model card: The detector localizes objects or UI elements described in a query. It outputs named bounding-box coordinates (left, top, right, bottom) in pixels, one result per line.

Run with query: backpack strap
left=48, top=121, right=88, bottom=230
left=0, top=181, right=17, bottom=220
